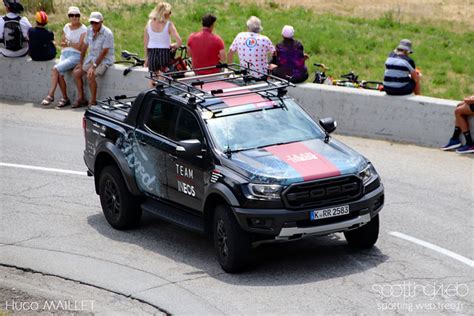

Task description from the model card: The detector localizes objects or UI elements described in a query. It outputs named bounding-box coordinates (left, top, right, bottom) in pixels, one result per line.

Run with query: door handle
left=168, top=153, right=177, bottom=161
left=138, top=140, right=147, bottom=146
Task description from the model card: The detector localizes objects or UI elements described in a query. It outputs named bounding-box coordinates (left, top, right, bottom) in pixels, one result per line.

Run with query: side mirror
left=319, top=117, right=337, bottom=134
left=176, top=139, right=202, bottom=158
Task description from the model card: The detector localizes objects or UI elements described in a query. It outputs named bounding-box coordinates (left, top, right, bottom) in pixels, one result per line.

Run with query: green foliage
left=35, top=1, right=473, bottom=100
left=23, top=0, right=54, bottom=13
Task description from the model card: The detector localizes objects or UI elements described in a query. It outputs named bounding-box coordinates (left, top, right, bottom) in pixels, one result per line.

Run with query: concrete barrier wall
left=1, top=56, right=469, bottom=148
left=288, top=84, right=469, bottom=148
left=0, top=57, right=148, bottom=102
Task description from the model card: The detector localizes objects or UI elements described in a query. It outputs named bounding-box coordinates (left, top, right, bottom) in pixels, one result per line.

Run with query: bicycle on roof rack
left=313, top=63, right=384, bottom=91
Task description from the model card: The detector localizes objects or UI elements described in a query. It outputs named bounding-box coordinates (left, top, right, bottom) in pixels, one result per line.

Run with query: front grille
left=282, top=175, right=363, bottom=209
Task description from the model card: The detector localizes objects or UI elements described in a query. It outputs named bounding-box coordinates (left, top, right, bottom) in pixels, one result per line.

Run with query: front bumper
left=232, top=184, right=384, bottom=240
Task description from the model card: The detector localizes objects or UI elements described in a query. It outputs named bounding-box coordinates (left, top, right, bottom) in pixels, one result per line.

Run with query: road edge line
left=0, top=162, right=87, bottom=176
left=390, top=231, right=474, bottom=268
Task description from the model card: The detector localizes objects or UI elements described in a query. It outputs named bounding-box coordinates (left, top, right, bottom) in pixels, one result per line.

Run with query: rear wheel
left=344, top=214, right=379, bottom=248
left=99, top=165, right=142, bottom=230
left=213, top=205, right=251, bottom=273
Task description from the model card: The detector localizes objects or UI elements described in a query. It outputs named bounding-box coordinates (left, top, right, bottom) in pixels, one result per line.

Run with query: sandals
left=55, top=98, right=71, bottom=110
left=41, top=95, right=54, bottom=106
left=72, top=99, right=88, bottom=109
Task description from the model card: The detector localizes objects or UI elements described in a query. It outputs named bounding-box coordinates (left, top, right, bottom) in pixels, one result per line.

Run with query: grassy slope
left=7, top=0, right=474, bottom=99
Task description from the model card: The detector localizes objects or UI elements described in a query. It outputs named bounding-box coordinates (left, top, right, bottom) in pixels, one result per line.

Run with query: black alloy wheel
left=99, top=165, right=142, bottom=230
left=213, top=205, right=251, bottom=273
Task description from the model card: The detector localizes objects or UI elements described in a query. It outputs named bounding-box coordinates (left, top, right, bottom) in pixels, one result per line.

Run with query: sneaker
left=440, top=139, right=461, bottom=151
left=456, top=144, right=474, bottom=154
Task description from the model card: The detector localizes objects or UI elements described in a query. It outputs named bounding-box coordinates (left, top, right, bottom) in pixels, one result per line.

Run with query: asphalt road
left=1, top=100, right=473, bottom=315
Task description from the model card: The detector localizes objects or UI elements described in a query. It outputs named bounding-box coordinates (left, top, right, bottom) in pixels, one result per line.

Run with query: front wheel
left=99, top=165, right=142, bottom=230
left=344, top=214, right=379, bottom=248
left=213, top=205, right=251, bottom=273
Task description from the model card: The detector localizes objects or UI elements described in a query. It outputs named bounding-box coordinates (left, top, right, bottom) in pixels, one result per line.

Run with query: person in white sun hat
left=41, top=6, right=87, bottom=109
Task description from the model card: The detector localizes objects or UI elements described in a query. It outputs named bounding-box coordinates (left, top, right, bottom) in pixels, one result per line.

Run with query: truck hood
left=230, top=139, right=366, bottom=185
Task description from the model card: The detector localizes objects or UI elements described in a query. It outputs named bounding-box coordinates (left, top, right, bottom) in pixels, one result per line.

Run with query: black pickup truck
left=83, top=65, right=384, bottom=272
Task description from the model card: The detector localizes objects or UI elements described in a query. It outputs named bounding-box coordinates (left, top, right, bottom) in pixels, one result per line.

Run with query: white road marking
left=390, top=231, right=474, bottom=268
left=0, top=162, right=87, bottom=176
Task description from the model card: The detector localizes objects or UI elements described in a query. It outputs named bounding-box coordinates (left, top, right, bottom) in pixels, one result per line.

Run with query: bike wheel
left=361, top=81, right=384, bottom=91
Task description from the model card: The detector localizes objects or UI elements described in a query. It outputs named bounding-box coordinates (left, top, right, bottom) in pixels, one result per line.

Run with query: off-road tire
left=344, top=214, right=379, bottom=248
left=213, top=204, right=251, bottom=273
left=99, top=165, right=142, bottom=230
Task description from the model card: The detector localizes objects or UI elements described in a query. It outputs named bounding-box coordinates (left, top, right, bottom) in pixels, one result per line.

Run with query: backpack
left=2, top=16, right=25, bottom=51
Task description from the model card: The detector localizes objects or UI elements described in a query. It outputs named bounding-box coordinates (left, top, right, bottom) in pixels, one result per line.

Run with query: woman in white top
left=41, top=6, right=87, bottom=108
left=144, top=2, right=182, bottom=85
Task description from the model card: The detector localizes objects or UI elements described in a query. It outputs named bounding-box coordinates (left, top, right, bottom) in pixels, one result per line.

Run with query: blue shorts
left=54, top=50, right=81, bottom=75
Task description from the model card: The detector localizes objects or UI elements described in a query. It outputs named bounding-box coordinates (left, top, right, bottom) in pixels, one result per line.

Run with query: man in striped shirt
left=383, top=39, right=421, bottom=95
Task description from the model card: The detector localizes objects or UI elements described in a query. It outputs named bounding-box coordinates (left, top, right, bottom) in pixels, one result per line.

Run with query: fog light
left=249, top=218, right=272, bottom=229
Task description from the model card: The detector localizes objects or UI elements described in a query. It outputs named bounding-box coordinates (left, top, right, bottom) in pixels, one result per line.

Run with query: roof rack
left=97, top=94, right=135, bottom=110
left=146, top=63, right=295, bottom=107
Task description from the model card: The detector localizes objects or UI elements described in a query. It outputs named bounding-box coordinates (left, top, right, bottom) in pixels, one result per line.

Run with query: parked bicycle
left=114, top=50, right=145, bottom=76
left=167, top=45, right=192, bottom=78
left=313, top=63, right=384, bottom=91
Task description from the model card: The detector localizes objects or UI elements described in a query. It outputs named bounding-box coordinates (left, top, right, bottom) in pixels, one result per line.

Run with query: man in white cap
left=72, top=11, right=114, bottom=107
left=227, top=16, right=275, bottom=77
left=0, top=0, right=31, bottom=57
left=383, top=39, right=421, bottom=95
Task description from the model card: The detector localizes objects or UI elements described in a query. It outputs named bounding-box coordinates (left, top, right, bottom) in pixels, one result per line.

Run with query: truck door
left=166, top=107, right=210, bottom=211
left=133, top=98, right=179, bottom=200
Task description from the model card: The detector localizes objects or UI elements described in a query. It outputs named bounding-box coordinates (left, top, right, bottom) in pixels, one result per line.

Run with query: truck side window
left=145, top=100, right=175, bottom=137
left=175, top=109, right=204, bottom=142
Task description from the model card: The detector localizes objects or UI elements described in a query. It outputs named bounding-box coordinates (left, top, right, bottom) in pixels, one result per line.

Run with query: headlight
left=358, top=164, right=375, bottom=183
left=247, top=183, right=283, bottom=200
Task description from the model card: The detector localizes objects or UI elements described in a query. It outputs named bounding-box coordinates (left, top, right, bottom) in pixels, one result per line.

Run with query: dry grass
left=250, top=0, right=474, bottom=27
left=49, top=0, right=474, bottom=28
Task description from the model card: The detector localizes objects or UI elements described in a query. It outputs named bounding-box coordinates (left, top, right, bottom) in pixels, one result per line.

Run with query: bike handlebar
left=314, top=63, right=330, bottom=71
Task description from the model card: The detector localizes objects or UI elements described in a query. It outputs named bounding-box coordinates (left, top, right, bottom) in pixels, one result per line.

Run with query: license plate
left=310, top=205, right=350, bottom=221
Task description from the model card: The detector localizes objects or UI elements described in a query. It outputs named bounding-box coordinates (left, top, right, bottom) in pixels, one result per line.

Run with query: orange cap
left=35, top=11, right=48, bottom=25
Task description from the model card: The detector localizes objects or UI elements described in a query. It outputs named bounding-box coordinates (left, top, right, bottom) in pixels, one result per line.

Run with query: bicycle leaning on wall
left=313, top=63, right=384, bottom=91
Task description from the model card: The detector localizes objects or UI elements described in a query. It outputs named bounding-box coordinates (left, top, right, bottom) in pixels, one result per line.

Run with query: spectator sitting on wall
left=28, top=11, right=56, bottom=61
left=227, top=16, right=275, bottom=78
left=383, top=39, right=421, bottom=96
left=269, top=25, right=309, bottom=84
left=441, top=95, right=474, bottom=154
left=40, top=6, right=87, bottom=109
left=0, top=0, right=31, bottom=57
left=72, top=11, right=114, bottom=108
left=187, top=13, right=225, bottom=75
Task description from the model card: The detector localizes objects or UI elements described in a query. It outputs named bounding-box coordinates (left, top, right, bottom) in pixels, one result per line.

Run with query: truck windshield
left=205, top=99, right=325, bottom=152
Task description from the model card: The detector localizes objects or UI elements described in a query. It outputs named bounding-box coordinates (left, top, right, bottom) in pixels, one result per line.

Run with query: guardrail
left=0, top=56, right=469, bottom=148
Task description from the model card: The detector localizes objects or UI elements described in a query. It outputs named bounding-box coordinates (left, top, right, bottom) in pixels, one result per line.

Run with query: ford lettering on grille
left=283, top=176, right=362, bottom=209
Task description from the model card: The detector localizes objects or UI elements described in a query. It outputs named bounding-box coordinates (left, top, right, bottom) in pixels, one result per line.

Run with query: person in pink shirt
left=227, top=16, right=275, bottom=78
left=187, top=13, right=225, bottom=75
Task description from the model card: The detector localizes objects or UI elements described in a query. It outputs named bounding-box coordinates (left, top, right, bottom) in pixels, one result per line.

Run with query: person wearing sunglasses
left=72, top=11, right=114, bottom=107
left=41, top=6, right=86, bottom=108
